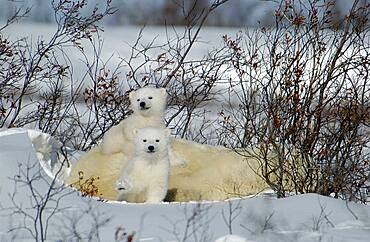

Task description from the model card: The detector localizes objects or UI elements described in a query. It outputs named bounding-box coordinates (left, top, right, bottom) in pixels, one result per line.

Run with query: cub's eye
left=148, top=96, right=153, bottom=99
left=143, top=139, right=147, bottom=142
left=155, top=139, right=160, bottom=142
left=137, top=99, right=140, bottom=102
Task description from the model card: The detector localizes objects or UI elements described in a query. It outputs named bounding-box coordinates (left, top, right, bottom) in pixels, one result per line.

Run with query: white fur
left=67, top=138, right=270, bottom=202
left=101, top=87, right=185, bottom=167
left=101, top=87, right=166, bottom=156
left=116, top=127, right=171, bottom=203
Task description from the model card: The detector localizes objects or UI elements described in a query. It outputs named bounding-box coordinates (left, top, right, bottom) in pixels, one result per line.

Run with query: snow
left=1, top=128, right=370, bottom=241
left=0, top=23, right=240, bottom=143
left=215, top=235, right=250, bottom=242
left=1, top=18, right=370, bottom=242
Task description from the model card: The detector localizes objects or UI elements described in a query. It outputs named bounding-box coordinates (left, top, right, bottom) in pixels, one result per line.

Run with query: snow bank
left=215, top=235, right=250, bottom=242
left=1, top=128, right=370, bottom=241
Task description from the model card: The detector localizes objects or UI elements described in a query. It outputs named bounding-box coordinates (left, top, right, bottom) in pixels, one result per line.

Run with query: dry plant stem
left=162, top=0, right=230, bottom=87
left=162, top=203, right=214, bottom=242
left=221, top=200, right=242, bottom=234
left=5, top=151, right=115, bottom=241
left=7, top=156, right=73, bottom=241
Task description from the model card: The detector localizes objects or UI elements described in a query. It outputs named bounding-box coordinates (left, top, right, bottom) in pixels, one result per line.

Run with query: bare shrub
left=2, top=149, right=118, bottom=241
left=162, top=203, right=214, bottom=242
left=114, top=227, right=135, bottom=242
left=0, top=0, right=117, bottom=149
left=1, top=0, right=231, bottom=150
left=70, top=171, right=102, bottom=198
left=218, top=0, right=370, bottom=202
left=221, top=200, right=243, bottom=234
left=2, top=151, right=113, bottom=241
left=2, top=0, right=368, bottom=204
left=5, top=159, right=72, bottom=241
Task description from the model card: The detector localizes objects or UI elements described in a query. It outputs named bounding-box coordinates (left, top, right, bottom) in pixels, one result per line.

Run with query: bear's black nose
left=148, top=145, right=154, bottom=151
left=140, top=101, right=146, bottom=107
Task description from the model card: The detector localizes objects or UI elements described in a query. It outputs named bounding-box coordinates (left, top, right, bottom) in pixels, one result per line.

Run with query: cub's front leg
left=145, top=180, right=168, bottom=203
left=115, top=177, right=133, bottom=201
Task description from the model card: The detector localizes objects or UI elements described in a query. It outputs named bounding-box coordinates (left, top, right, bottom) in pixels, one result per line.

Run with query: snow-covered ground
left=2, top=22, right=239, bottom=95
left=1, top=22, right=370, bottom=241
left=2, top=22, right=238, bottom=61
left=1, top=128, right=370, bottom=241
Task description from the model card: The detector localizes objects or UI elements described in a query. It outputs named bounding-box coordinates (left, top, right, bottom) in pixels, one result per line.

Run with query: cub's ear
left=159, top=88, right=167, bottom=97
left=165, top=128, right=171, bottom=137
left=129, top=90, right=135, bottom=100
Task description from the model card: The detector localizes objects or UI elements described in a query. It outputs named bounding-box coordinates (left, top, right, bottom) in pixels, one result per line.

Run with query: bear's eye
left=143, top=139, right=147, bottom=142
left=148, top=96, right=153, bottom=99
left=137, top=99, right=140, bottom=102
left=155, top=139, right=160, bottom=142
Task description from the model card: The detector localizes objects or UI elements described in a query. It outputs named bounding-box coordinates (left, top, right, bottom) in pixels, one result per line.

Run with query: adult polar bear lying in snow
left=68, top=140, right=272, bottom=202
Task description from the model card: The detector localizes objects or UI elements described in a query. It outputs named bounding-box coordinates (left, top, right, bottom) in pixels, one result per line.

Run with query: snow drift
left=1, top=128, right=370, bottom=241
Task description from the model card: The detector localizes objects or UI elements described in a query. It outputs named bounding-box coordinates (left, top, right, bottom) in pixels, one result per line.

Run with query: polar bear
left=101, top=87, right=167, bottom=156
left=101, top=86, right=185, bottom=167
left=115, top=127, right=171, bottom=203
left=167, top=140, right=272, bottom=201
left=67, top=138, right=272, bottom=202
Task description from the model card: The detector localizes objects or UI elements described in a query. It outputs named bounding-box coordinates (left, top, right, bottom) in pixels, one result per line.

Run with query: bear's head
left=133, top=127, right=171, bottom=159
left=129, top=87, right=167, bottom=117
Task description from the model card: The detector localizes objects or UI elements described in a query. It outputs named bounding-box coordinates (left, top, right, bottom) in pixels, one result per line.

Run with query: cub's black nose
left=148, top=145, right=154, bottom=151
left=140, top=101, right=146, bottom=107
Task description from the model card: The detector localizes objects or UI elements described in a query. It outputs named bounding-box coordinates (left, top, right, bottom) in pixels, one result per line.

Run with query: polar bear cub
left=101, top=86, right=185, bottom=167
left=115, top=127, right=171, bottom=203
left=101, top=87, right=167, bottom=156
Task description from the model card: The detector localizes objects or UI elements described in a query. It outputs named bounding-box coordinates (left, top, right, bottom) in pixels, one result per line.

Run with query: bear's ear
left=165, top=128, right=171, bottom=137
left=129, top=90, right=135, bottom=100
left=159, top=88, right=167, bottom=97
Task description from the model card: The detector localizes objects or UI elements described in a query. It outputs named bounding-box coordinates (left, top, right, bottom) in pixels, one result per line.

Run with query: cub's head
left=133, top=127, right=171, bottom=158
left=129, top=87, right=167, bottom=117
